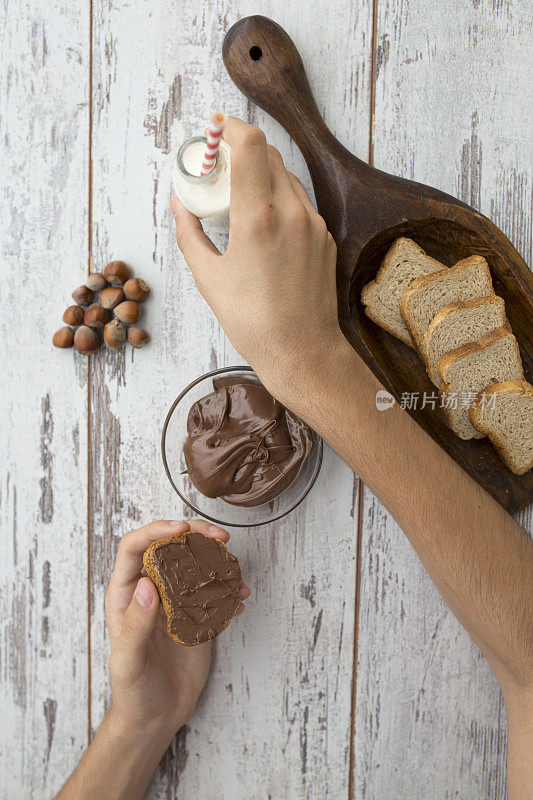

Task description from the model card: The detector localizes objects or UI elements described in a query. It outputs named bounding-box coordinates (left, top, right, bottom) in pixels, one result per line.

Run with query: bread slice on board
left=360, top=237, right=447, bottom=347
left=469, top=381, right=533, bottom=475
left=438, top=328, right=524, bottom=439
left=421, top=296, right=508, bottom=386
left=400, top=255, right=494, bottom=349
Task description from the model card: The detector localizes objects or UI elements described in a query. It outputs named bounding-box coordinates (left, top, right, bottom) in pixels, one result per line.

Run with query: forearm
left=55, top=708, right=175, bottom=800
left=507, top=702, right=533, bottom=800
left=269, top=337, right=533, bottom=696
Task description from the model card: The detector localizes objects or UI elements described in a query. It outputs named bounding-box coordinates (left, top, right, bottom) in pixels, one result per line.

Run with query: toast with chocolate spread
left=143, top=532, right=242, bottom=646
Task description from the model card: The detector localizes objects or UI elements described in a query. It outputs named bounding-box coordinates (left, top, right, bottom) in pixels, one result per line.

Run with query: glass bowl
left=161, top=366, right=323, bottom=527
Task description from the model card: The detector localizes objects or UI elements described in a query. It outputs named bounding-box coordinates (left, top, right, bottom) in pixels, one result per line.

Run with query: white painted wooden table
left=1, top=1, right=531, bottom=798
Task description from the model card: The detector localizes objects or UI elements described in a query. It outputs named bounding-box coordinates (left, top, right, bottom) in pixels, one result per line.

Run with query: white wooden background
left=1, top=0, right=531, bottom=797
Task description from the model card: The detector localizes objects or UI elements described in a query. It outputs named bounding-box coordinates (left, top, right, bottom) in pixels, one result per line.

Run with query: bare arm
left=56, top=519, right=250, bottom=800
left=283, top=333, right=533, bottom=800
left=56, top=710, right=173, bottom=800
left=172, top=116, right=533, bottom=797
left=282, top=337, right=533, bottom=698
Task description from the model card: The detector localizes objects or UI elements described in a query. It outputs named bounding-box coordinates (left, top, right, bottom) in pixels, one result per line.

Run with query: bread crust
left=420, top=295, right=507, bottom=384
left=360, top=303, right=414, bottom=346
left=469, top=380, right=533, bottom=474
left=143, top=532, right=241, bottom=647
left=361, top=237, right=445, bottom=347
left=438, top=328, right=524, bottom=439
left=360, top=237, right=426, bottom=305
left=437, top=327, right=522, bottom=386
left=400, top=255, right=492, bottom=348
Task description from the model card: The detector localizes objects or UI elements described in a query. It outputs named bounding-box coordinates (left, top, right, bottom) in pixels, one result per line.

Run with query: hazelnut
left=71, top=285, right=94, bottom=306
left=104, top=260, right=130, bottom=285
left=74, top=325, right=100, bottom=355
left=52, top=326, right=74, bottom=348
left=128, top=327, right=150, bottom=349
left=84, top=303, right=109, bottom=328
left=124, top=278, right=150, bottom=302
left=62, top=305, right=84, bottom=326
left=86, top=272, right=107, bottom=291
left=100, top=286, right=125, bottom=310
left=104, top=319, right=127, bottom=349
left=114, top=301, right=140, bottom=324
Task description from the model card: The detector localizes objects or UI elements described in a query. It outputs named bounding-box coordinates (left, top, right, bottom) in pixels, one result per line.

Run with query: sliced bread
left=469, top=381, right=533, bottom=474
left=420, top=296, right=507, bottom=386
left=361, top=237, right=446, bottom=347
left=438, top=328, right=524, bottom=439
left=400, top=255, right=494, bottom=349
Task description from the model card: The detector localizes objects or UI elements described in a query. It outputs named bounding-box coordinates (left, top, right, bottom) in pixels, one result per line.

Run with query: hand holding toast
left=105, top=519, right=250, bottom=737
left=56, top=519, right=250, bottom=800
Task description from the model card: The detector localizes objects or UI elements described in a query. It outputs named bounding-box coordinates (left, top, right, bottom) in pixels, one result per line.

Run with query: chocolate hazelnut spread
left=183, top=383, right=314, bottom=507
left=145, top=532, right=242, bottom=646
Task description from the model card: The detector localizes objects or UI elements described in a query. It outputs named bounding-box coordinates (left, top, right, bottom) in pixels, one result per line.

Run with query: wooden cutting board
left=222, top=15, right=533, bottom=513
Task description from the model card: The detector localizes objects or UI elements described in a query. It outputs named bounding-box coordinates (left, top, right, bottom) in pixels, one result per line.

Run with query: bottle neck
left=176, top=136, right=222, bottom=185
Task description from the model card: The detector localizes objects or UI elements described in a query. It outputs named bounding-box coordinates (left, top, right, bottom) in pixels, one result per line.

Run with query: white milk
left=173, top=136, right=231, bottom=219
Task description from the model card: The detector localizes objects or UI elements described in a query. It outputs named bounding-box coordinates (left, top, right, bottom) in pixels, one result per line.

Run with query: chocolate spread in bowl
left=183, top=383, right=313, bottom=507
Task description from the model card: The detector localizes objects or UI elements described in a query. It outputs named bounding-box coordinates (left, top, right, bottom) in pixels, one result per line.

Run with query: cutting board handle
left=223, top=16, right=357, bottom=169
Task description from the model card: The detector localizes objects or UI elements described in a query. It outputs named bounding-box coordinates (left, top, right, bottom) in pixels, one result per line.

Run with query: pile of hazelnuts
left=52, top=261, right=150, bottom=355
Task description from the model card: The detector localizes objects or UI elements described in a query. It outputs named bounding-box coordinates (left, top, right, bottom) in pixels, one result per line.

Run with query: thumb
left=116, top=578, right=160, bottom=664
left=170, top=197, right=220, bottom=280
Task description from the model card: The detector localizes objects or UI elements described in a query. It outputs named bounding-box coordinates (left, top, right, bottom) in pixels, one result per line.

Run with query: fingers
left=108, top=519, right=231, bottom=601
left=106, top=520, right=190, bottom=642
left=170, top=198, right=220, bottom=289
left=187, top=518, right=230, bottom=544
left=288, top=172, right=335, bottom=252
left=234, top=580, right=251, bottom=617
left=112, top=577, right=160, bottom=668
left=287, top=173, right=317, bottom=217
left=111, top=520, right=190, bottom=593
left=267, top=145, right=301, bottom=209
left=107, top=516, right=248, bottom=644
left=223, top=117, right=271, bottom=218
left=106, top=519, right=241, bottom=642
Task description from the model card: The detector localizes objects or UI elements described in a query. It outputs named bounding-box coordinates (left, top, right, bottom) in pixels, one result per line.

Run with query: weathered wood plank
left=353, top=0, right=532, bottom=797
left=6, top=0, right=527, bottom=796
left=89, top=1, right=371, bottom=798
left=0, top=0, right=89, bottom=796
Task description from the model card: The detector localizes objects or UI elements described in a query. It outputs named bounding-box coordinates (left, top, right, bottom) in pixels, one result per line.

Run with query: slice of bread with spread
left=469, top=380, right=533, bottom=474
left=361, top=237, right=446, bottom=347
left=143, top=532, right=242, bottom=646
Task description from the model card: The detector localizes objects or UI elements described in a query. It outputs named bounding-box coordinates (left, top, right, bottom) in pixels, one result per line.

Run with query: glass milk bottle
left=173, top=136, right=231, bottom=219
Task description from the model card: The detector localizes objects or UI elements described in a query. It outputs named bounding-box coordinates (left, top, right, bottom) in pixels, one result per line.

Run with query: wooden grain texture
left=2, top=0, right=530, bottom=797
left=89, top=2, right=368, bottom=798
left=0, top=0, right=90, bottom=796
left=353, top=0, right=532, bottom=797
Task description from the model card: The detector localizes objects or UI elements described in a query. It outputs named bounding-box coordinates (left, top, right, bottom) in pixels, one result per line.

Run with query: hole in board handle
left=249, top=46, right=263, bottom=61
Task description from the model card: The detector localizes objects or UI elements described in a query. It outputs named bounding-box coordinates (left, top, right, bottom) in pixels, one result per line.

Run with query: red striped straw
left=200, top=111, right=226, bottom=175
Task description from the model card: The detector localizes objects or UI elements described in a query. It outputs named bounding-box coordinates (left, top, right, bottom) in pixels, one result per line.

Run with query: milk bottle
left=173, top=136, right=231, bottom=219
